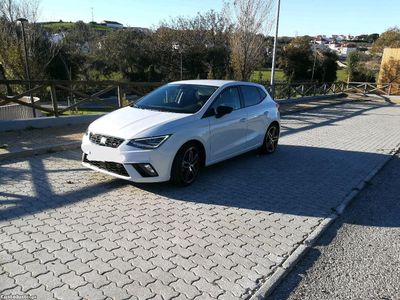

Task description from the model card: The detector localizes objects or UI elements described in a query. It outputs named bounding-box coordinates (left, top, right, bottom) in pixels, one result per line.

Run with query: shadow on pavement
left=0, top=101, right=397, bottom=227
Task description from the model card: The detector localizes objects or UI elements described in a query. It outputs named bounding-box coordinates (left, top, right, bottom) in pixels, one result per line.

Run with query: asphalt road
left=268, top=152, right=400, bottom=300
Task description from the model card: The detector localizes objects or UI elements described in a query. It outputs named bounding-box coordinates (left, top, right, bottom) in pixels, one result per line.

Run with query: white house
left=99, top=20, right=123, bottom=29
left=340, top=43, right=357, bottom=57
left=328, top=41, right=341, bottom=52
left=315, top=37, right=329, bottom=45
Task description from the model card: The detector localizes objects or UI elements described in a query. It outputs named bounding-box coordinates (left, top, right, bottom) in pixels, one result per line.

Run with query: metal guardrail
left=0, top=80, right=399, bottom=118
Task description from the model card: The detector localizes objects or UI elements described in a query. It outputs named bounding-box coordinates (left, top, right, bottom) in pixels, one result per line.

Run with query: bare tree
left=0, top=0, right=41, bottom=22
left=224, top=0, right=274, bottom=81
left=0, top=0, right=61, bottom=81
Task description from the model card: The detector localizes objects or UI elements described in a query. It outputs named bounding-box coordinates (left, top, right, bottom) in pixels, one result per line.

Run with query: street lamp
left=17, top=17, right=36, bottom=117
left=270, top=0, right=281, bottom=100
left=172, top=43, right=183, bottom=80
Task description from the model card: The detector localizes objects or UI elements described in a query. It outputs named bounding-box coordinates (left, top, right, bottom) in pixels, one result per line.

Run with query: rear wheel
left=170, top=143, right=201, bottom=186
left=258, top=123, right=279, bottom=155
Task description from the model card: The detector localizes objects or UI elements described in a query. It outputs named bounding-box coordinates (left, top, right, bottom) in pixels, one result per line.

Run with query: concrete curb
left=0, top=141, right=81, bottom=161
left=0, top=113, right=106, bottom=132
left=249, top=146, right=400, bottom=299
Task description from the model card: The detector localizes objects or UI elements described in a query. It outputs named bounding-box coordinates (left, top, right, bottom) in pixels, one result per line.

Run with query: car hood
left=88, top=107, right=194, bottom=139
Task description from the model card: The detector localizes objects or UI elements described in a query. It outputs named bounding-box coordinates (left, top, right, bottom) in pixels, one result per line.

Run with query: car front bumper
left=81, top=133, right=174, bottom=183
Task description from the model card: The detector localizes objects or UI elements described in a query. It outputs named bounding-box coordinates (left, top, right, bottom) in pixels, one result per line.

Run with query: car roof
left=170, top=79, right=256, bottom=88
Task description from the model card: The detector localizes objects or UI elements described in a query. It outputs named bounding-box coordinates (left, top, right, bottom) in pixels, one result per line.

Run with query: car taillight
left=276, top=104, right=281, bottom=112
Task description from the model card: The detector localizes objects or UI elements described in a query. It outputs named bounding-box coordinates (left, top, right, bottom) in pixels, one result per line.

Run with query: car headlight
left=85, top=127, right=89, bottom=136
left=127, top=135, right=171, bottom=149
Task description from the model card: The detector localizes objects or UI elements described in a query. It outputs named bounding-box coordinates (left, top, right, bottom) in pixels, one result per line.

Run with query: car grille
left=89, top=133, right=124, bottom=148
left=83, top=154, right=129, bottom=177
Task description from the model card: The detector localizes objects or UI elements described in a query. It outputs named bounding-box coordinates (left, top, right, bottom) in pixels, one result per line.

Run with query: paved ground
left=1, top=100, right=400, bottom=299
left=0, top=95, right=355, bottom=157
left=269, top=152, right=400, bottom=300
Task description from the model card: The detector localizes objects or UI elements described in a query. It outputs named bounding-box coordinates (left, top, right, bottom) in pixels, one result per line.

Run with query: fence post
left=287, top=85, right=291, bottom=99
left=50, top=83, right=59, bottom=117
left=388, top=83, right=392, bottom=95
left=363, top=83, right=367, bottom=95
left=117, top=85, right=123, bottom=108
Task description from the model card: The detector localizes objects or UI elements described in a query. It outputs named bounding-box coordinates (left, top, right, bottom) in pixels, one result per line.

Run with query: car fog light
left=132, top=163, right=159, bottom=177
left=144, top=164, right=155, bottom=174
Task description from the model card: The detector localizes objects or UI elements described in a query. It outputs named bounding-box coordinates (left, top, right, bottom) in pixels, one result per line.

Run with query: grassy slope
left=44, top=22, right=113, bottom=31
left=252, top=68, right=349, bottom=83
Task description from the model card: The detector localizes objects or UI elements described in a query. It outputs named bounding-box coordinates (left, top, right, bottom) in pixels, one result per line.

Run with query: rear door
left=240, top=85, right=270, bottom=149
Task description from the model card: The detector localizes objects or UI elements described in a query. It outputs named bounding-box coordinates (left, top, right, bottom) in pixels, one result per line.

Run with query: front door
left=208, top=87, right=248, bottom=162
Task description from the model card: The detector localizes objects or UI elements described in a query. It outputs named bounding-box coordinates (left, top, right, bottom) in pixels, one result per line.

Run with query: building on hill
left=99, top=20, right=123, bottom=29
left=340, top=43, right=357, bottom=57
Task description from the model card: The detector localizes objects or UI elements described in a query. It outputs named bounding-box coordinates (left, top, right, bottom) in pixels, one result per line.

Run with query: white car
left=81, top=80, right=280, bottom=186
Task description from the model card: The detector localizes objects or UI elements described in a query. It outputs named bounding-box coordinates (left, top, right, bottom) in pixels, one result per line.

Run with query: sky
left=38, top=0, right=399, bottom=37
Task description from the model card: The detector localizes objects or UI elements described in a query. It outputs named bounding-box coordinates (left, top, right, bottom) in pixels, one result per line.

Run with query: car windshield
left=134, top=84, right=218, bottom=113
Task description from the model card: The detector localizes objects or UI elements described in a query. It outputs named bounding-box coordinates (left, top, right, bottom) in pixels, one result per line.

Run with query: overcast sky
left=38, top=0, right=399, bottom=37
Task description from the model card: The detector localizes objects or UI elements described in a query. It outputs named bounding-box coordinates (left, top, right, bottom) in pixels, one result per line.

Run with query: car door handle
left=263, top=111, right=269, bottom=115
left=240, top=118, right=247, bottom=122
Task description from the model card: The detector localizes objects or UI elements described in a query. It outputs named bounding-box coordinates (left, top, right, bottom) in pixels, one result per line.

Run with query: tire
left=258, top=123, right=279, bottom=155
left=170, top=143, right=201, bottom=186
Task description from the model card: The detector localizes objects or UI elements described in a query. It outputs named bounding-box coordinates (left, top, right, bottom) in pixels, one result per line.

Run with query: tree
left=0, top=0, right=62, bottom=81
left=370, top=27, right=400, bottom=54
left=278, top=36, right=313, bottom=81
left=346, top=50, right=360, bottom=82
left=147, top=10, right=230, bottom=81
left=314, top=50, right=338, bottom=82
left=224, top=0, right=274, bottom=81
left=366, top=33, right=379, bottom=44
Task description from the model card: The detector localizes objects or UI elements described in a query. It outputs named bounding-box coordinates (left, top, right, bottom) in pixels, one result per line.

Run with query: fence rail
left=0, top=80, right=399, bottom=118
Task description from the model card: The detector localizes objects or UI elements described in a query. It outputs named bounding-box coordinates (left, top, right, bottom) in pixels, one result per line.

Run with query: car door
left=207, top=86, right=248, bottom=162
left=240, top=85, right=270, bottom=150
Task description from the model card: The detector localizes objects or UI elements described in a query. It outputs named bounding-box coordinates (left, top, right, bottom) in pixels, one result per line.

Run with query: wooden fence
left=0, top=80, right=399, bottom=118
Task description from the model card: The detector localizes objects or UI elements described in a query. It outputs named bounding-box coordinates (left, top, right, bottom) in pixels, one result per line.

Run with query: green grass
left=43, top=22, right=114, bottom=31
left=250, top=68, right=285, bottom=82
left=252, top=68, right=349, bottom=83
left=336, top=68, right=348, bottom=82
left=43, top=107, right=114, bottom=116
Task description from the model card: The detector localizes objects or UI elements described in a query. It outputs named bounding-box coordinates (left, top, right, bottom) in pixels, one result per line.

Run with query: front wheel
left=170, top=143, right=201, bottom=186
left=258, top=123, right=279, bottom=155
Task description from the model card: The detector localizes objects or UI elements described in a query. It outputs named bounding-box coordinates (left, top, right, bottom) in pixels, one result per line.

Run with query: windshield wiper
left=131, top=103, right=140, bottom=109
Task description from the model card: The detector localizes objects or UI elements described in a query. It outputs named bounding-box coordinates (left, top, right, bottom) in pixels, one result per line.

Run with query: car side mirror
left=216, top=105, right=233, bottom=118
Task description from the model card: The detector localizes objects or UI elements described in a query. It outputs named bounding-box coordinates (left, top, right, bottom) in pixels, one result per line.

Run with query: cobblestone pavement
left=1, top=101, right=400, bottom=300
left=0, top=95, right=355, bottom=156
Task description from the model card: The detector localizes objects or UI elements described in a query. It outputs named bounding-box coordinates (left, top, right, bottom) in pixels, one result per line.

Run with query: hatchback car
left=81, top=80, right=280, bottom=186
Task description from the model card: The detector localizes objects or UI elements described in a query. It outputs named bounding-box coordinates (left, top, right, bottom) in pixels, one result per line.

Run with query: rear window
left=258, top=87, right=267, bottom=100
left=240, top=86, right=262, bottom=107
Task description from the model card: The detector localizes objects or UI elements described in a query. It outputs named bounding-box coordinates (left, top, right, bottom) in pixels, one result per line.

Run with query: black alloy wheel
left=171, top=143, right=201, bottom=186
left=258, top=123, right=279, bottom=155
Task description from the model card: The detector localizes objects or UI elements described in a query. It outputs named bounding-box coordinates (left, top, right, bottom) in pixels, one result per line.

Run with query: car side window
left=257, top=87, right=267, bottom=100
left=211, top=87, right=241, bottom=112
left=240, top=86, right=262, bottom=107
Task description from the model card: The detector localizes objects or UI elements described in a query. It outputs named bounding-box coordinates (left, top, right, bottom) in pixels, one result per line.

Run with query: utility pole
left=91, top=7, right=94, bottom=22
left=180, top=52, right=183, bottom=81
left=270, top=0, right=281, bottom=100
left=17, top=17, right=36, bottom=118
left=311, top=46, right=318, bottom=82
